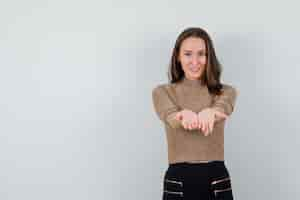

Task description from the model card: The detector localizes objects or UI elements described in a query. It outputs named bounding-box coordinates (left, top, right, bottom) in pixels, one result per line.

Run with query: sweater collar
left=181, top=76, right=204, bottom=87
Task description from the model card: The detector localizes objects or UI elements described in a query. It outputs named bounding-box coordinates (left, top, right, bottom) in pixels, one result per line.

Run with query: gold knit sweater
left=152, top=77, right=238, bottom=164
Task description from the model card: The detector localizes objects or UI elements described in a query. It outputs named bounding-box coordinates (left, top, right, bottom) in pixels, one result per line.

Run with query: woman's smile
left=190, top=67, right=201, bottom=72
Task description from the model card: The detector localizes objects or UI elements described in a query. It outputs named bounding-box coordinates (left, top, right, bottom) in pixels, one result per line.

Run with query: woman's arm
left=152, top=85, right=182, bottom=129
left=210, top=84, right=238, bottom=121
left=196, top=84, right=238, bottom=136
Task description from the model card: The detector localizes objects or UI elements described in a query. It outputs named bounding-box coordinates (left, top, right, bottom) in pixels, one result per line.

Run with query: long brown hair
left=168, top=27, right=223, bottom=95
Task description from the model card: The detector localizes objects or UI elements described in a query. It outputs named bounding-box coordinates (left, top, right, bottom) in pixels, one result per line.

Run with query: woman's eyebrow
left=183, top=49, right=206, bottom=52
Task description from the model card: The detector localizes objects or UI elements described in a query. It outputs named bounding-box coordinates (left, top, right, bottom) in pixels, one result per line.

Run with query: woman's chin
left=189, top=73, right=201, bottom=79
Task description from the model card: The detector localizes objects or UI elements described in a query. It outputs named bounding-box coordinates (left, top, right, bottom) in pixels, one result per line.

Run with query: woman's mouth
left=190, top=67, right=200, bottom=73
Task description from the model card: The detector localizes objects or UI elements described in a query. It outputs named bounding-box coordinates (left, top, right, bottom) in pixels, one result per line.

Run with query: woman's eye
left=184, top=53, right=191, bottom=56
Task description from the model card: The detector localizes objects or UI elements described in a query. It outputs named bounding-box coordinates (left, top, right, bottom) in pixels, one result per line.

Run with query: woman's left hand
left=197, top=108, right=228, bottom=136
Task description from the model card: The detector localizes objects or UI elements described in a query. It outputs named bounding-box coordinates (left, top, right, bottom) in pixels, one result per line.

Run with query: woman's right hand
left=175, top=109, right=198, bottom=130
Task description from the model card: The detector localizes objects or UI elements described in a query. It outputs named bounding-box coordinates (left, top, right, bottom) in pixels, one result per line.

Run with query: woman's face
left=177, top=37, right=207, bottom=80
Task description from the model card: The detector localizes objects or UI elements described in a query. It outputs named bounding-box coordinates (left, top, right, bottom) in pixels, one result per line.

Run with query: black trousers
left=162, top=161, right=234, bottom=200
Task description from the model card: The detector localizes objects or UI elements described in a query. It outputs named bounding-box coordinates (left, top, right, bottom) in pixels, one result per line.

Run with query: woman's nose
left=191, top=59, right=199, bottom=65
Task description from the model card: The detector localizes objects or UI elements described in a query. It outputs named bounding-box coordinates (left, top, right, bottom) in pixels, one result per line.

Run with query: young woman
left=152, top=27, right=238, bottom=200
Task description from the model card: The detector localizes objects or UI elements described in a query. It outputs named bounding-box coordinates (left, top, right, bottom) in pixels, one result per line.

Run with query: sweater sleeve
left=211, top=84, right=238, bottom=116
left=152, top=85, right=182, bottom=129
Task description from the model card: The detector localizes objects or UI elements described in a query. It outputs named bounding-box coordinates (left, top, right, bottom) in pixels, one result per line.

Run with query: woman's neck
left=181, top=76, right=203, bottom=87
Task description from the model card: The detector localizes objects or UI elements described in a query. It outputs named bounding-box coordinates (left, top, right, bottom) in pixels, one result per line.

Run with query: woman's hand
left=197, top=108, right=228, bottom=136
left=175, top=109, right=199, bottom=130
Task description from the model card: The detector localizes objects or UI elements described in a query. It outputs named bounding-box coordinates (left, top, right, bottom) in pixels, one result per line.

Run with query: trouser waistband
left=169, top=160, right=224, bottom=167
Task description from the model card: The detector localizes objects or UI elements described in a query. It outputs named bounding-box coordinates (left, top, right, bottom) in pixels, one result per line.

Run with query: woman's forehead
left=180, top=37, right=206, bottom=51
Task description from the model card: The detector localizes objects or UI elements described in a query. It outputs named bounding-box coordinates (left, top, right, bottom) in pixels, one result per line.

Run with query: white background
left=0, top=0, right=299, bottom=199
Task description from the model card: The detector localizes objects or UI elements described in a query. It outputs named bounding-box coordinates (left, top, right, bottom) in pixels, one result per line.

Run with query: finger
left=185, top=122, right=190, bottom=130
left=192, top=121, right=196, bottom=129
left=201, top=121, right=206, bottom=133
left=205, top=122, right=209, bottom=135
left=207, top=122, right=211, bottom=134
left=182, top=121, right=188, bottom=129
left=184, top=124, right=189, bottom=130
left=198, top=121, right=202, bottom=129
left=193, top=119, right=198, bottom=128
left=206, top=122, right=210, bottom=136
left=198, top=125, right=205, bottom=135
left=198, top=119, right=202, bottom=129
left=204, top=130, right=208, bottom=136
left=203, top=126, right=208, bottom=136
left=208, top=121, right=212, bottom=133
left=181, top=120, right=184, bottom=127
left=193, top=121, right=198, bottom=129
left=191, top=122, right=195, bottom=129
left=187, top=121, right=192, bottom=130
left=197, top=115, right=202, bottom=128
left=209, top=118, right=215, bottom=133
left=215, top=111, right=228, bottom=119
left=175, top=112, right=182, bottom=120
left=190, top=122, right=195, bottom=129
left=205, top=122, right=210, bottom=136
left=208, top=117, right=213, bottom=133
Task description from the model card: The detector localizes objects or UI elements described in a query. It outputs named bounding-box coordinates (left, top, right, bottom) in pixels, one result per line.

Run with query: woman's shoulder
left=220, top=83, right=239, bottom=97
left=152, top=82, right=177, bottom=93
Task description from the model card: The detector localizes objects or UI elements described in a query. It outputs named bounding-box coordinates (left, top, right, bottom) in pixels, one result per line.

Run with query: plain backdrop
left=0, top=0, right=299, bottom=199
